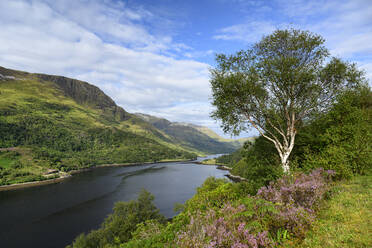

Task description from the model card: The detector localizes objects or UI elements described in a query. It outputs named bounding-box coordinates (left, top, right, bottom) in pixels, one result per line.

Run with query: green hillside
left=0, top=66, right=198, bottom=185
left=194, top=125, right=255, bottom=148
left=135, top=113, right=242, bottom=154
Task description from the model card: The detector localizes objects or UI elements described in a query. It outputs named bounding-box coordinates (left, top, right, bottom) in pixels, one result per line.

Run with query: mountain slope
left=193, top=125, right=255, bottom=147
left=0, top=66, right=196, bottom=185
left=134, top=113, right=241, bottom=154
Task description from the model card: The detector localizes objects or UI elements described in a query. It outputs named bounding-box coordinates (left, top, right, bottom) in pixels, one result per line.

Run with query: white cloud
left=213, top=21, right=279, bottom=42
left=213, top=0, right=372, bottom=84
left=360, top=63, right=372, bottom=84
left=0, top=0, right=238, bottom=136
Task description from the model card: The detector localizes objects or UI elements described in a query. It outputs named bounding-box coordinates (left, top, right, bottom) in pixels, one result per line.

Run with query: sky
left=0, top=0, right=371, bottom=138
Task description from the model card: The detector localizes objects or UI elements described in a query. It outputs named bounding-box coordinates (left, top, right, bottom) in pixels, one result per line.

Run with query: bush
left=232, top=158, right=283, bottom=194
left=176, top=203, right=275, bottom=248
left=293, top=86, right=372, bottom=179
left=183, top=177, right=252, bottom=212
left=230, top=136, right=283, bottom=193
left=176, top=169, right=334, bottom=246
left=257, top=168, right=335, bottom=238
left=68, top=189, right=166, bottom=248
left=216, top=147, right=245, bottom=167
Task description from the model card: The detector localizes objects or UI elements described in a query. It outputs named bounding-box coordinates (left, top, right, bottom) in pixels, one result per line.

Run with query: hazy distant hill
left=135, top=113, right=245, bottom=154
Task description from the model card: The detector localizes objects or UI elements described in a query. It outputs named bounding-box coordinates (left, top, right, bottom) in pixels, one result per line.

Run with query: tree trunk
left=245, top=115, right=296, bottom=174
left=280, top=151, right=291, bottom=173
left=279, top=135, right=296, bottom=174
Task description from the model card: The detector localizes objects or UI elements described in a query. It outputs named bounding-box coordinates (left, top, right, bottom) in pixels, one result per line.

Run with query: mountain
left=0, top=66, right=245, bottom=186
left=134, top=113, right=242, bottom=154
left=190, top=125, right=255, bottom=147
left=0, top=66, right=195, bottom=185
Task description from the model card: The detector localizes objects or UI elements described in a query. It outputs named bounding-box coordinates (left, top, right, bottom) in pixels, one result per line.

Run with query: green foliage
left=293, top=86, right=372, bottom=179
left=215, top=146, right=245, bottom=166
left=229, top=86, right=372, bottom=184
left=184, top=177, right=244, bottom=211
left=68, top=190, right=166, bottom=248
left=210, top=28, right=365, bottom=171
left=231, top=136, right=283, bottom=193
left=0, top=150, right=47, bottom=185
left=0, top=150, right=20, bottom=168
left=119, top=220, right=170, bottom=248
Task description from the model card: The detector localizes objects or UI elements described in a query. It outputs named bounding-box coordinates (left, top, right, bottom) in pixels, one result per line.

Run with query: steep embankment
left=0, top=66, right=196, bottom=186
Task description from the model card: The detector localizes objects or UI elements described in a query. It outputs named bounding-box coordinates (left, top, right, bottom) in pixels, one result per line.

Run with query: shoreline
left=195, top=161, right=246, bottom=182
left=0, top=158, right=195, bottom=192
left=225, top=174, right=247, bottom=182
left=194, top=161, right=248, bottom=182
left=0, top=175, right=71, bottom=192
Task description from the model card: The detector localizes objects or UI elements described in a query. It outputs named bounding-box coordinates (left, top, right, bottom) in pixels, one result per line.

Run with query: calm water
left=0, top=156, right=227, bottom=248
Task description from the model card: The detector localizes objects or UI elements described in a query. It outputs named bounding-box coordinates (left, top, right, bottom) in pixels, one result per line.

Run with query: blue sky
left=0, top=0, right=371, bottom=138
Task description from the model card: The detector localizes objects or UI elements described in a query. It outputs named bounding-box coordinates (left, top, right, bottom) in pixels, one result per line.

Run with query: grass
left=201, top=158, right=218, bottom=165
left=200, top=158, right=227, bottom=165
left=0, top=149, right=49, bottom=185
left=0, top=157, right=15, bottom=168
left=283, top=174, right=372, bottom=248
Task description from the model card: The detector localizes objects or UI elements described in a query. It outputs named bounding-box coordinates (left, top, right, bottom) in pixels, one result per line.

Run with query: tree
left=68, top=189, right=166, bottom=248
left=210, top=29, right=365, bottom=173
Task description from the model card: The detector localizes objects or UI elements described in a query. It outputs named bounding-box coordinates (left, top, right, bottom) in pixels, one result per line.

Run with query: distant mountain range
left=0, top=66, right=252, bottom=185
left=135, top=113, right=251, bottom=154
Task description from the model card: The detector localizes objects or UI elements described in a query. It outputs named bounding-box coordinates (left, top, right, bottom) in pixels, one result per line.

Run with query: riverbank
left=0, top=174, right=71, bottom=192
left=195, top=160, right=247, bottom=182
left=0, top=158, right=195, bottom=192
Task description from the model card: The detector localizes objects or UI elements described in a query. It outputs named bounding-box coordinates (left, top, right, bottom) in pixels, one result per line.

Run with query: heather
left=257, top=168, right=334, bottom=239
left=173, top=168, right=335, bottom=247
left=283, top=174, right=372, bottom=247
left=70, top=168, right=334, bottom=248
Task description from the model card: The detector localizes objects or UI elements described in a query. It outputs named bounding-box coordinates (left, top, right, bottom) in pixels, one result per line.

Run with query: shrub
left=232, top=158, right=283, bottom=194
left=183, top=177, right=258, bottom=213
left=257, top=168, right=334, bottom=238
left=68, top=189, right=166, bottom=248
left=231, top=137, right=283, bottom=193
left=293, top=86, right=372, bottom=179
left=177, top=203, right=275, bottom=248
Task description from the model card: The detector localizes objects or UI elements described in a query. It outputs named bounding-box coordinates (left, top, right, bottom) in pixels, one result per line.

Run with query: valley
left=0, top=66, right=243, bottom=187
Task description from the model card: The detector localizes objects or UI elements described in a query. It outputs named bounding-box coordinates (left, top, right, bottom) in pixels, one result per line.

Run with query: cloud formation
left=214, top=21, right=279, bottom=42
left=0, top=0, right=370, bottom=139
left=0, top=0, right=218, bottom=134
left=214, top=0, right=372, bottom=83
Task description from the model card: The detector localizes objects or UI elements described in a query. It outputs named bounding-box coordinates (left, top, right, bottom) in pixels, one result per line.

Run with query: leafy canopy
left=210, top=28, right=364, bottom=171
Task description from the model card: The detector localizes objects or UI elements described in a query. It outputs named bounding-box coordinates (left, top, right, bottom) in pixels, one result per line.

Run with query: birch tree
left=210, top=29, right=363, bottom=173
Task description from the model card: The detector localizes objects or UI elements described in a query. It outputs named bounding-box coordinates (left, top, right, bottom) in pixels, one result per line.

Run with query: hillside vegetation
left=0, top=66, right=240, bottom=186
left=135, top=113, right=245, bottom=154
left=284, top=174, right=371, bottom=248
